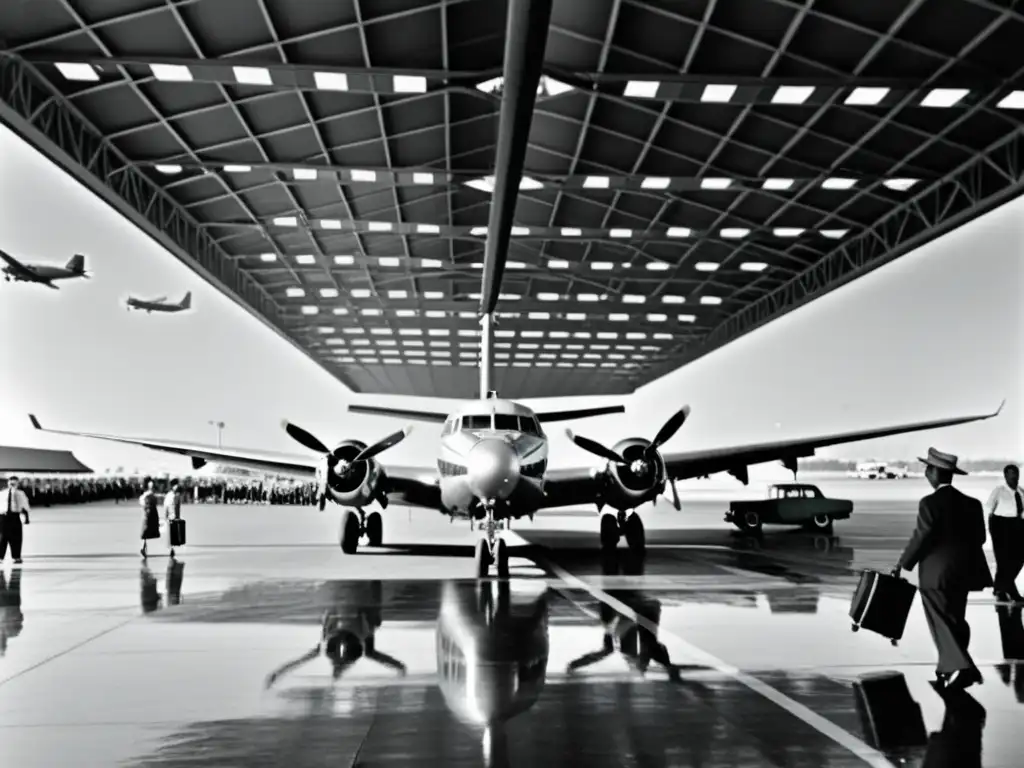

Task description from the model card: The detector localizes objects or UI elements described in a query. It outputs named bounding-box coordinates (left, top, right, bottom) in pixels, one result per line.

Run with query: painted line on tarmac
left=538, top=555, right=898, bottom=768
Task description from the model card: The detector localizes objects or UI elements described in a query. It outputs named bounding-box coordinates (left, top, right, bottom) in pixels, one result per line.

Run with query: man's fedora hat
left=918, top=447, right=968, bottom=475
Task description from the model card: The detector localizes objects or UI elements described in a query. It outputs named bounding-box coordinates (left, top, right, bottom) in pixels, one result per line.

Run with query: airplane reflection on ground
left=566, top=551, right=710, bottom=681
left=265, top=580, right=408, bottom=687
left=111, top=527, right=1020, bottom=768
left=436, top=580, right=549, bottom=767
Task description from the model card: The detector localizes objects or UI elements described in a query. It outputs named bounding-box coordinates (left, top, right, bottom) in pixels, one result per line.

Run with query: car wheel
left=810, top=514, right=832, bottom=531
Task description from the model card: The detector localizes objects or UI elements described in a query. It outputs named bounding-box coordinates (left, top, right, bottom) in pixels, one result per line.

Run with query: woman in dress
left=139, top=479, right=161, bottom=558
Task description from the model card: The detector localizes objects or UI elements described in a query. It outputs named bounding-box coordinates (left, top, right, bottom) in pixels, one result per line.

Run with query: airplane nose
left=466, top=439, right=520, bottom=502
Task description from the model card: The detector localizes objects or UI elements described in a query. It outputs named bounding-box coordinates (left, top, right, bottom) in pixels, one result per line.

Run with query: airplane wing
left=0, top=248, right=46, bottom=282
left=27, top=415, right=440, bottom=509
left=29, top=414, right=316, bottom=477
left=540, top=401, right=1005, bottom=508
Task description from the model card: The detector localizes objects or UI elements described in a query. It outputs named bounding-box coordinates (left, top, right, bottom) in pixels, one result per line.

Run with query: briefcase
left=852, top=672, right=927, bottom=752
left=168, top=518, right=186, bottom=547
left=850, top=569, right=917, bottom=645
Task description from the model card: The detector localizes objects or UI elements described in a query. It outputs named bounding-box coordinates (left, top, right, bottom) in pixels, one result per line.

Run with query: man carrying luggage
left=897, top=448, right=992, bottom=692
left=985, top=463, right=1023, bottom=603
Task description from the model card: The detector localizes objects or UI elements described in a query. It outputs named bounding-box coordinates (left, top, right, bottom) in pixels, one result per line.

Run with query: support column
left=479, top=312, right=493, bottom=400
left=479, top=0, right=554, bottom=315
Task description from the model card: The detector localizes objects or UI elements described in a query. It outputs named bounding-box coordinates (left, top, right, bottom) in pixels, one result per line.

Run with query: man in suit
left=897, top=447, right=992, bottom=691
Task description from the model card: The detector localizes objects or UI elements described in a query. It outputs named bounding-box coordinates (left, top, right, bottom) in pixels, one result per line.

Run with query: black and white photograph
left=0, top=1, right=1022, bottom=766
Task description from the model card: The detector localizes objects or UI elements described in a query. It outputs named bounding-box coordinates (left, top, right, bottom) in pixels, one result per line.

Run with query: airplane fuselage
left=436, top=399, right=550, bottom=520
left=3, top=265, right=80, bottom=282
left=127, top=301, right=182, bottom=312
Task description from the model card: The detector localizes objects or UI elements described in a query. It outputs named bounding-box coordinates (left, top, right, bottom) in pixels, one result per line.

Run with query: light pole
left=208, top=420, right=225, bottom=448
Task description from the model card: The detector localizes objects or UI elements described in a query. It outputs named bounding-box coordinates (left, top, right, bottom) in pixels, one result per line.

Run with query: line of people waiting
left=2, top=474, right=321, bottom=508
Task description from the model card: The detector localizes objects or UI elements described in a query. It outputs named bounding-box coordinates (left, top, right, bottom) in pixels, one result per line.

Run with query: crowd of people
left=0, top=474, right=321, bottom=508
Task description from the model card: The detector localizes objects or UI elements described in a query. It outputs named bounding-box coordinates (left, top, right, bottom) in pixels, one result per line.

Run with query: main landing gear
left=473, top=505, right=510, bottom=580
left=339, top=508, right=383, bottom=554
left=600, top=509, right=646, bottom=556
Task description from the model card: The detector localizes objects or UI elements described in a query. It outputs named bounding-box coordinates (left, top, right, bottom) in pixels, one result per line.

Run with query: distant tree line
left=800, top=458, right=1018, bottom=472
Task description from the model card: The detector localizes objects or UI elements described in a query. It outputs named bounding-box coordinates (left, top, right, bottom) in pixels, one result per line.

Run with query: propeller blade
left=566, top=429, right=626, bottom=464
left=668, top=477, right=681, bottom=511
left=282, top=420, right=330, bottom=454
left=648, top=405, right=691, bottom=453
left=316, top=454, right=330, bottom=498
left=353, top=426, right=412, bottom=462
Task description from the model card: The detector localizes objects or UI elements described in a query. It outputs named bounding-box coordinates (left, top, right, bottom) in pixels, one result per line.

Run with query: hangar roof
left=1, top=0, right=1022, bottom=398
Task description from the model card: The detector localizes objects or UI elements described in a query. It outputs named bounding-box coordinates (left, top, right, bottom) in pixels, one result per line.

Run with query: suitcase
left=168, top=518, right=186, bottom=547
left=852, top=672, right=927, bottom=752
left=849, top=569, right=917, bottom=645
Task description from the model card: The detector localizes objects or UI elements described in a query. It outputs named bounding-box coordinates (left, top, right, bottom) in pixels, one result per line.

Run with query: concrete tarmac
left=0, top=487, right=1021, bottom=767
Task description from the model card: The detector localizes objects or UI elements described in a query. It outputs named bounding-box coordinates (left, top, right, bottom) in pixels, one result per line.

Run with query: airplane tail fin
left=180, top=291, right=192, bottom=309
left=66, top=254, right=86, bottom=274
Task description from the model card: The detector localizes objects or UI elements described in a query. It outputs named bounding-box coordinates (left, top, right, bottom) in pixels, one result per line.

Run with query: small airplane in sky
left=27, top=394, right=1005, bottom=579
left=0, top=249, right=88, bottom=289
left=126, top=291, right=192, bottom=313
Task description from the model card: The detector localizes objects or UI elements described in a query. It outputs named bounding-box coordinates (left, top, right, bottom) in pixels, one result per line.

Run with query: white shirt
left=0, top=488, right=31, bottom=514
left=163, top=490, right=181, bottom=517
left=986, top=484, right=1024, bottom=518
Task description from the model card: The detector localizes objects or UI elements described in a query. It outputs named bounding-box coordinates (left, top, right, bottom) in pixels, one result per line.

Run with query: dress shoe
left=945, top=668, right=983, bottom=691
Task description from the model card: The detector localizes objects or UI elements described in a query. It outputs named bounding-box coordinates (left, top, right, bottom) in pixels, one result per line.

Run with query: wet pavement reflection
left=1, top=502, right=1023, bottom=766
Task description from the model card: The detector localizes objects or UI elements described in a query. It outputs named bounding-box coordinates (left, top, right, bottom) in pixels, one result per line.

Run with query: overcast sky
left=0, top=123, right=1019, bottom=474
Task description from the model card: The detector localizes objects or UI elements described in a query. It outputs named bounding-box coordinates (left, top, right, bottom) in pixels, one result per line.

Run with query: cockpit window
left=494, top=414, right=519, bottom=431
left=518, top=416, right=541, bottom=435
left=441, top=419, right=454, bottom=437
left=463, top=415, right=491, bottom=430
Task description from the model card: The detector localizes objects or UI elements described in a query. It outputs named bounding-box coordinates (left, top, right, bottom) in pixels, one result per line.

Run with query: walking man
left=986, top=464, right=1023, bottom=603
left=897, top=448, right=992, bottom=692
left=0, top=476, right=31, bottom=564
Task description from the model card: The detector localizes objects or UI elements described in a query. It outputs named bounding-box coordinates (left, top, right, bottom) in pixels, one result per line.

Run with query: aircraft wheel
left=340, top=509, right=361, bottom=554
left=317, top=493, right=327, bottom=512
left=623, top=514, right=646, bottom=555
left=599, top=514, right=620, bottom=551
left=494, top=538, right=510, bottom=579
left=365, top=511, right=383, bottom=547
left=474, top=538, right=491, bottom=578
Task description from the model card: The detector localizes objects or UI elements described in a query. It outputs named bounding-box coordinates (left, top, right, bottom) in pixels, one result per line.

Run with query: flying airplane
left=26, top=394, right=1005, bottom=578
left=126, top=291, right=192, bottom=313
left=0, top=249, right=88, bottom=289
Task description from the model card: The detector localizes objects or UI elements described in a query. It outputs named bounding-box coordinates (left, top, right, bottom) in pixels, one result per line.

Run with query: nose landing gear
left=473, top=505, right=510, bottom=579
left=339, top=508, right=384, bottom=554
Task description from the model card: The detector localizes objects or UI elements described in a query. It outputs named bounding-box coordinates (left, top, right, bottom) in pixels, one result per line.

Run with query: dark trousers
left=989, top=515, right=1024, bottom=596
left=0, top=513, right=23, bottom=560
left=920, top=587, right=975, bottom=675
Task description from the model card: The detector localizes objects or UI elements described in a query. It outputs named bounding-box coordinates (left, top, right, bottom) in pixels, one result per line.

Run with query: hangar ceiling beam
left=650, top=127, right=1024, bottom=381
left=478, top=0, right=554, bottom=316
left=23, top=50, right=1008, bottom=110
left=0, top=52, right=359, bottom=393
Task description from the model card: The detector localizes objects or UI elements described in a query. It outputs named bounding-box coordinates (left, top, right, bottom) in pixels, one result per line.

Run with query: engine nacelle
left=317, top=440, right=384, bottom=508
left=602, top=437, right=666, bottom=510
